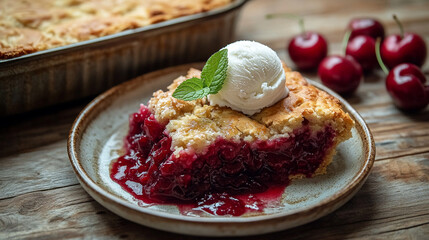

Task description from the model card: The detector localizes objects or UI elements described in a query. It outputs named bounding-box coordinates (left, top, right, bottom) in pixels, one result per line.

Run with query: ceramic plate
left=68, top=63, right=375, bottom=237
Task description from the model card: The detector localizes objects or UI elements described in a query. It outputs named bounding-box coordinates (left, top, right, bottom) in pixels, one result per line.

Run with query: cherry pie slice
left=111, top=65, right=354, bottom=207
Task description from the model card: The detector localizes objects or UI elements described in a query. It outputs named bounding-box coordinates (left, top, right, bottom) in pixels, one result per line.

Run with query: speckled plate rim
left=67, top=63, right=375, bottom=235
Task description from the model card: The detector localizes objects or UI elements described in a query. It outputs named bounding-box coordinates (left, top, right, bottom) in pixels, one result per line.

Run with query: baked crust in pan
left=0, top=0, right=232, bottom=59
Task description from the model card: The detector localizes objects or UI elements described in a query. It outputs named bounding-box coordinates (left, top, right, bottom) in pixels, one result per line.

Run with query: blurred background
left=238, top=0, right=429, bottom=70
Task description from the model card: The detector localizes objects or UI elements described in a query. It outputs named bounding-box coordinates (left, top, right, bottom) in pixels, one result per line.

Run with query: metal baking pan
left=0, top=0, right=248, bottom=116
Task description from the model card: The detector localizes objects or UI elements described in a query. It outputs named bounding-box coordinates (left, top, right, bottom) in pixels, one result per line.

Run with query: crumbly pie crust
left=0, top=0, right=232, bottom=59
left=149, top=65, right=354, bottom=163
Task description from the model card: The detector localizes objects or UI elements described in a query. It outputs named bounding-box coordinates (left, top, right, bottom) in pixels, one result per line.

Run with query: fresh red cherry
left=348, top=18, right=385, bottom=40
left=266, top=14, right=327, bottom=70
left=288, top=32, right=328, bottom=70
left=381, top=34, right=427, bottom=69
left=318, top=55, right=363, bottom=95
left=381, top=15, right=427, bottom=69
left=346, top=35, right=377, bottom=73
left=376, top=38, right=429, bottom=111
left=386, top=63, right=429, bottom=111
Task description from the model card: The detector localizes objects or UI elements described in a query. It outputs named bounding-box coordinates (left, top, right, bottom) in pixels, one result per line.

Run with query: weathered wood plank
left=370, top=119, right=429, bottom=157
left=0, top=141, right=79, bottom=200
left=1, top=153, right=427, bottom=240
left=0, top=98, right=90, bottom=157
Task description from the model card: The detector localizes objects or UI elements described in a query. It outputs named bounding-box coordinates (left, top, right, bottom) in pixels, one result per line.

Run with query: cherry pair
left=319, top=16, right=427, bottom=106
left=268, top=14, right=428, bottom=111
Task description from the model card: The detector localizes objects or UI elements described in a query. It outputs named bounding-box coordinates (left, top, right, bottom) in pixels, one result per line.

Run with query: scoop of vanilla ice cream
left=207, top=41, right=289, bottom=115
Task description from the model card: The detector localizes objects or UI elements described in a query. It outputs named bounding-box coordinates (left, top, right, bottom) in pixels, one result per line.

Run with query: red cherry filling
left=111, top=105, right=337, bottom=215
left=196, top=193, right=246, bottom=216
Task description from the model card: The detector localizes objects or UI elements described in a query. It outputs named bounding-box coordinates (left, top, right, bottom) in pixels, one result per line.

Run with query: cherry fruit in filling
left=111, top=106, right=337, bottom=215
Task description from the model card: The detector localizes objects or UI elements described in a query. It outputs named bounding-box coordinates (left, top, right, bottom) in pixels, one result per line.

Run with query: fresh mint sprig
left=172, top=48, right=228, bottom=101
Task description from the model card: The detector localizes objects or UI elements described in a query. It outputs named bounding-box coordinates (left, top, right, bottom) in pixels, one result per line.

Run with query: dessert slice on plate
left=111, top=41, right=354, bottom=215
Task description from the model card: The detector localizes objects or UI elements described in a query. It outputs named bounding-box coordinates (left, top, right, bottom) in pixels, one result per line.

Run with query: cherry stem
left=342, top=30, right=351, bottom=56
left=266, top=13, right=305, bottom=34
left=298, top=18, right=305, bottom=34
left=393, top=14, right=404, bottom=39
left=375, top=38, right=389, bottom=74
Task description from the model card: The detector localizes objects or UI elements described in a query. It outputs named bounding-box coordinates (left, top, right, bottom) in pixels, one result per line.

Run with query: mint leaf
left=172, top=77, right=210, bottom=101
left=172, top=48, right=229, bottom=101
left=201, top=48, right=228, bottom=94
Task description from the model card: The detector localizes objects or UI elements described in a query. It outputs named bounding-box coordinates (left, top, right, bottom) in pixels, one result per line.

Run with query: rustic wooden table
left=1, top=0, right=429, bottom=239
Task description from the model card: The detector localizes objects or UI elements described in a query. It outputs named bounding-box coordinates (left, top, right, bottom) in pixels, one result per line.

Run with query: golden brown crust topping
left=148, top=68, right=206, bottom=125
left=148, top=66, right=354, bottom=154
left=0, top=0, right=233, bottom=59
